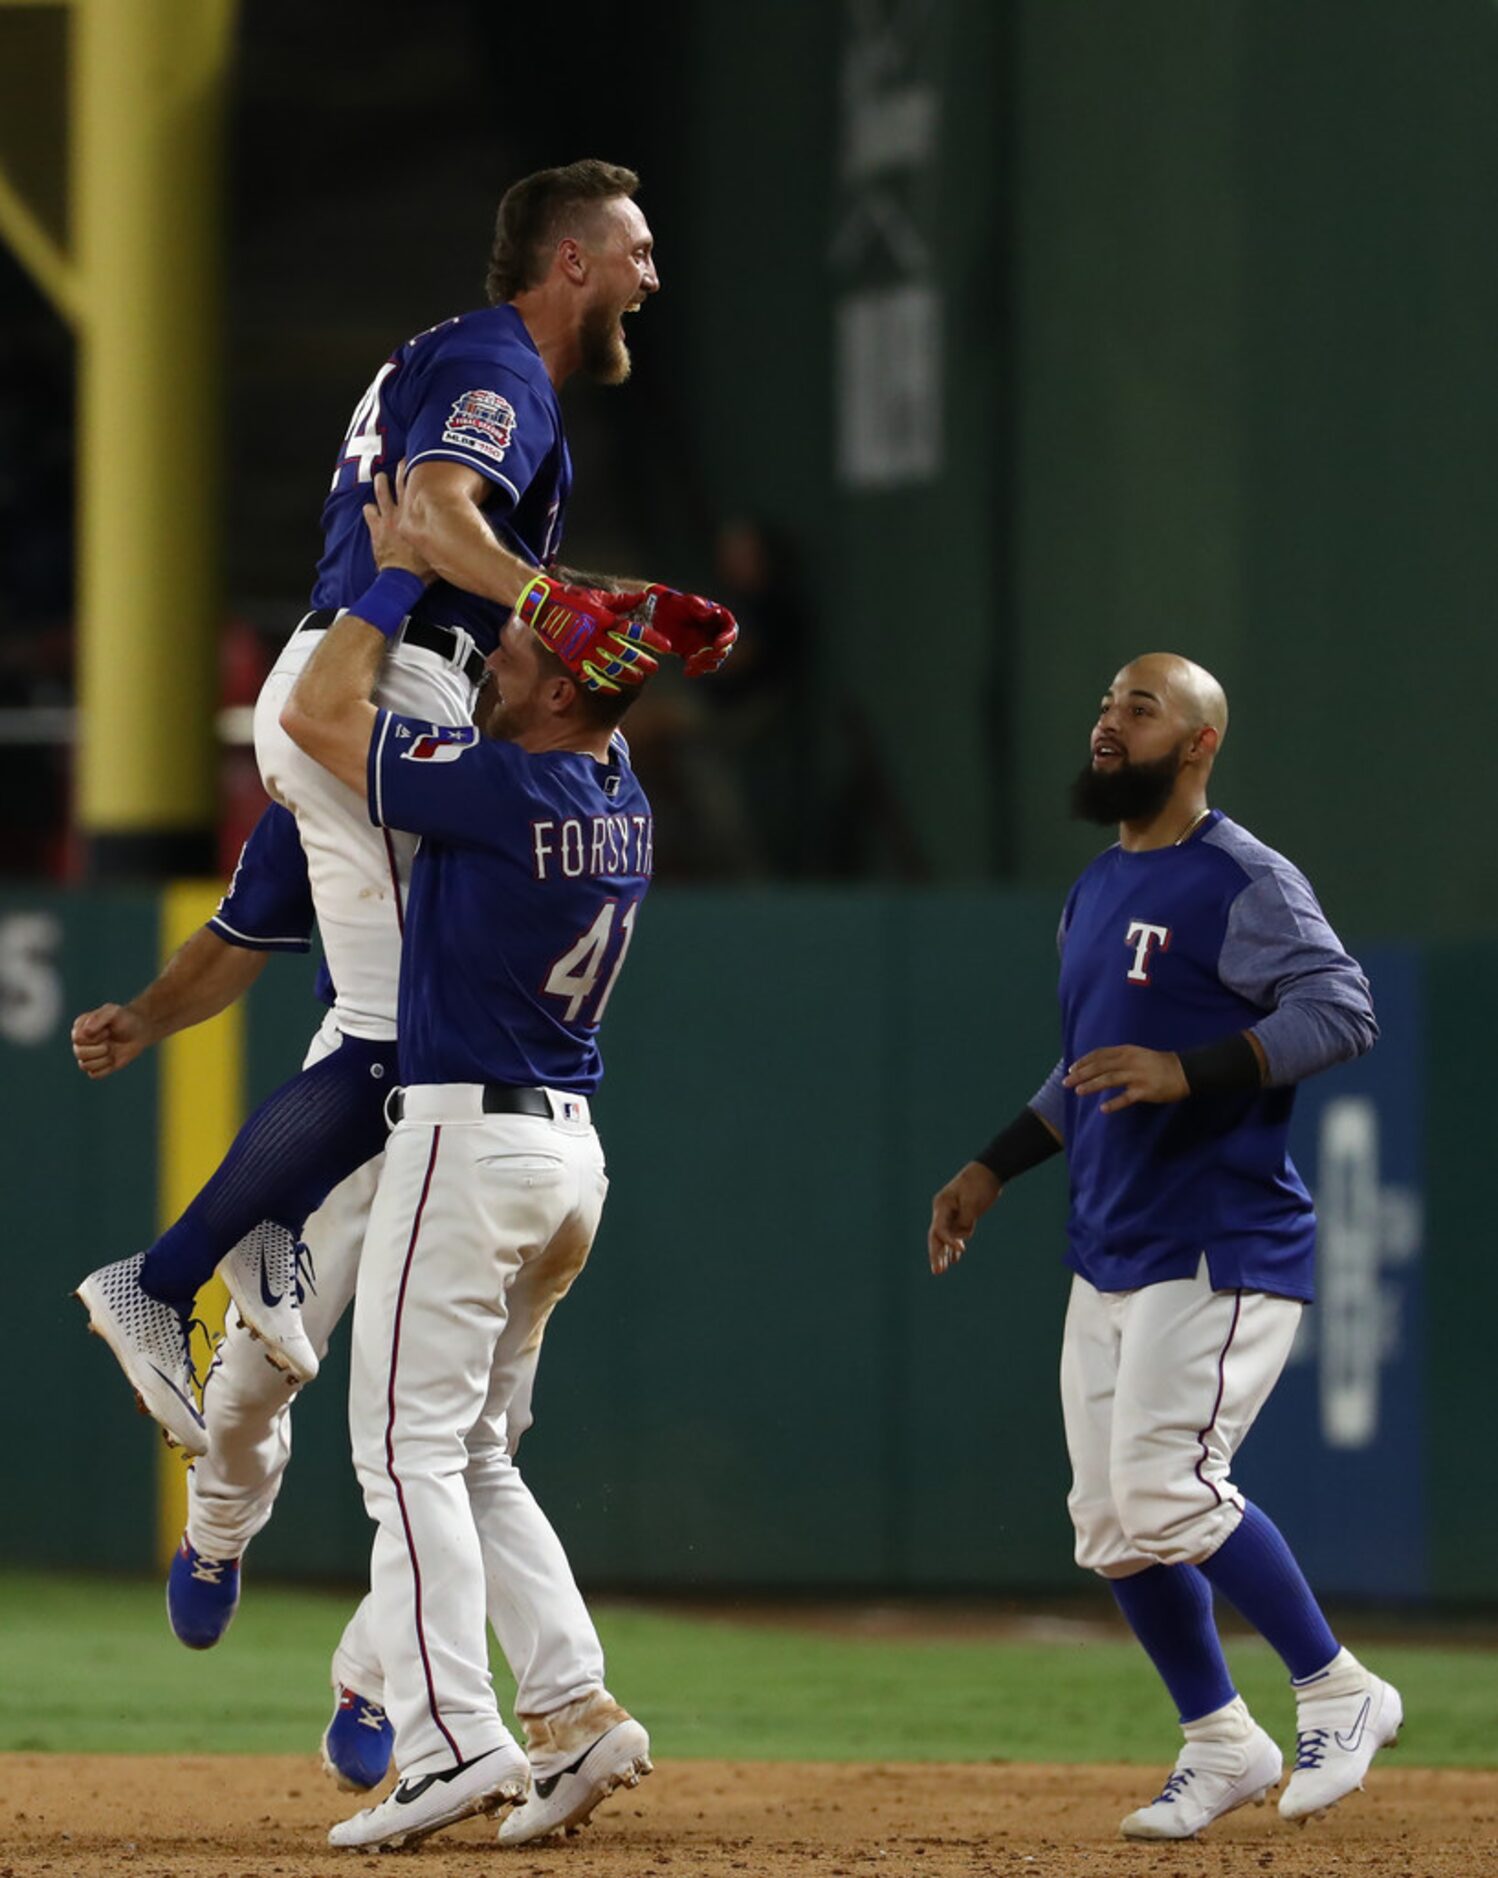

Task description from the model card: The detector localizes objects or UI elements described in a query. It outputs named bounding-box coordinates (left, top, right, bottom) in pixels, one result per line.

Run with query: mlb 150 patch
left=442, top=388, right=517, bottom=463
left=401, top=724, right=480, bottom=764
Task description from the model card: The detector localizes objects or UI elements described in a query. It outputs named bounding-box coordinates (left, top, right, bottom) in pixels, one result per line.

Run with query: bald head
left=1117, top=653, right=1229, bottom=745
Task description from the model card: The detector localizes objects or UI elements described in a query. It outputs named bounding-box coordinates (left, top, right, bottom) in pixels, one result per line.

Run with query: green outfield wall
left=3, top=886, right=1492, bottom=1606
left=657, top=0, right=1498, bottom=935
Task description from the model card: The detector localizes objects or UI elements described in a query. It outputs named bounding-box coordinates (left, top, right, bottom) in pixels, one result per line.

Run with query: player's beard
left=579, top=300, right=632, bottom=385
left=1068, top=746, right=1183, bottom=825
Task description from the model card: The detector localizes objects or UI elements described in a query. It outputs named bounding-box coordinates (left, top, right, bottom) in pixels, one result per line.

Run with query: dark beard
left=1069, top=748, right=1182, bottom=825
left=579, top=302, right=630, bottom=384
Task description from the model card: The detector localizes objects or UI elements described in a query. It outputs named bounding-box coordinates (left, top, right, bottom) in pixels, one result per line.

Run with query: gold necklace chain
left=1174, top=808, right=1210, bottom=846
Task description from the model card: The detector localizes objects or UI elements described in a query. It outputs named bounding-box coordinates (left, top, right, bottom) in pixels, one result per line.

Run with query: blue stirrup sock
left=1196, top=1500, right=1340, bottom=1681
left=140, top=1033, right=398, bottom=1306
left=1110, top=1563, right=1237, bottom=1724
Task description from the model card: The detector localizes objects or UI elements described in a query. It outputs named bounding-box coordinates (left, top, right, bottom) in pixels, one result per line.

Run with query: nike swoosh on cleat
left=1334, top=1696, right=1372, bottom=1753
left=149, top=1364, right=206, bottom=1428
left=394, top=1746, right=505, bottom=1805
left=258, top=1251, right=282, bottom=1309
left=534, top=1743, right=597, bottom=1800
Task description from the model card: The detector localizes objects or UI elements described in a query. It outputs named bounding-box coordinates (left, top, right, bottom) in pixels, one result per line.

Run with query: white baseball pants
left=254, top=624, right=478, bottom=1041
left=186, top=1012, right=379, bottom=1562
left=349, top=1087, right=610, bottom=1778
left=1060, top=1258, right=1303, bottom=1577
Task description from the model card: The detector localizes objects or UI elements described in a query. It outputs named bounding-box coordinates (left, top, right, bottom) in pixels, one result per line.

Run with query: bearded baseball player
left=268, top=466, right=672, bottom=1851
left=75, top=159, right=735, bottom=1451
left=929, top=654, right=1397, bottom=1841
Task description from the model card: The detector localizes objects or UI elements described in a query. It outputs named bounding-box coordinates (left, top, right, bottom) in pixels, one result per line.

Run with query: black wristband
left=974, top=1106, right=1063, bottom=1184
left=1178, top=1031, right=1264, bottom=1096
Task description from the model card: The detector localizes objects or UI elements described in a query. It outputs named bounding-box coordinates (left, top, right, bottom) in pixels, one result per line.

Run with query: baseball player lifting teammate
left=72, top=796, right=635, bottom=1802
left=929, top=654, right=1399, bottom=1841
left=272, top=464, right=673, bottom=1851
left=76, top=160, right=734, bottom=1441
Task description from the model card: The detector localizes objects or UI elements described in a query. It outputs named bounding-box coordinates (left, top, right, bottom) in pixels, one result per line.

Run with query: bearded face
left=578, top=296, right=632, bottom=385
left=1068, top=744, right=1185, bottom=826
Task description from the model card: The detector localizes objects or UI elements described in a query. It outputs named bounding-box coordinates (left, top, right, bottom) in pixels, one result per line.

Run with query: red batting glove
left=641, top=585, right=740, bottom=676
left=514, top=576, right=666, bottom=694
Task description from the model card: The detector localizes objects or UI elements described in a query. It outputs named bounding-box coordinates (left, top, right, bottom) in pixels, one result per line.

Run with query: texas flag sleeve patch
left=400, top=723, right=481, bottom=764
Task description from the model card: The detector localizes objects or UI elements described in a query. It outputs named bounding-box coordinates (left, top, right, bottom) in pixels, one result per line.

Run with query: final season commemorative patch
left=399, top=724, right=480, bottom=764
left=441, top=388, right=517, bottom=463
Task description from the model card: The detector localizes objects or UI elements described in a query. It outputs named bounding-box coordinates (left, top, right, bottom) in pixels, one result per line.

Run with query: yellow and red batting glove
left=514, top=575, right=666, bottom=695
left=640, top=585, right=740, bottom=676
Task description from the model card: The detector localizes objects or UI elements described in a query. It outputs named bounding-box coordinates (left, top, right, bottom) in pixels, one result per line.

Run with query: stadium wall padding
left=664, top=0, right=1498, bottom=937
left=4, top=886, right=1492, bottom=1606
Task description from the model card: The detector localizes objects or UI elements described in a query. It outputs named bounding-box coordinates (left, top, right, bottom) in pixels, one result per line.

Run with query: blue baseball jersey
left=366, top=714, right=652, bottom=1092
left=311, top=305, right=572, bottom=655
left=210, top=804, right=334, bottom=1007
left=1029, top=812, right=1377, bottom=1302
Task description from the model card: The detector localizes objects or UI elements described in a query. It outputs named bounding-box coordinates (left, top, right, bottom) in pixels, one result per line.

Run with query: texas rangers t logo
left=1125, top=920, right=1171, bottom=984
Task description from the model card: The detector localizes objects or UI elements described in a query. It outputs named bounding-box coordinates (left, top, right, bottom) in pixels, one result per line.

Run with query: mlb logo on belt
left=402, top=724, right=479, bottom=764
left=562, top=1100, right=583, bottom=1121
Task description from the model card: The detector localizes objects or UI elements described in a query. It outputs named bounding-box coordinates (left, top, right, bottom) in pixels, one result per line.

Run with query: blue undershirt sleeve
left=1029, top=1058, right=1067, bottom=1136
left=1218, top=867, right=1378, bottom=1085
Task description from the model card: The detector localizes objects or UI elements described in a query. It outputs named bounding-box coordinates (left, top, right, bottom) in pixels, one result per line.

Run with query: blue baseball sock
left=140, top=1033, right=398, bottom=1306
left=1196, top=1501, right=1339, bottom=1681
left=1110, top=1563, right=1236, bottom=1724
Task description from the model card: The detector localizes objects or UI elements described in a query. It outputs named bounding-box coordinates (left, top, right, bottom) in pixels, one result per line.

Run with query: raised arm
left=72, top=929, right=269, bottom=1079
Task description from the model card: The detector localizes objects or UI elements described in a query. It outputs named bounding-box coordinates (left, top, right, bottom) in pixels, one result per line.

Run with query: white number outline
left=541, top=898, right=641, bottom=1026
left=331, top=361, right=396, bottom=490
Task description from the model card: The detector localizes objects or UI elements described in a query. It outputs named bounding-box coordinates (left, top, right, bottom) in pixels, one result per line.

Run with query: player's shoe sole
left=498, top=1718, right=652, bottom=1846
left=328, top=1742, right=529, bottom=1850
left=76, top=1255, right=207, bottom=1456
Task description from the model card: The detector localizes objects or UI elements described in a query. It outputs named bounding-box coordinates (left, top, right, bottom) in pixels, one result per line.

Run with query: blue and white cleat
left=322, top=1683, right=396, bottom=1792
left=76, top=1253, right=208, bottom=1456
left=166, top=1535, right=241, bottom=1649
left=1280, top=1652, right=1402, bottom=1822
left=1121, top=1697, right=1282, bottom=1840
left=219, top=1223, right=320, bottom=1385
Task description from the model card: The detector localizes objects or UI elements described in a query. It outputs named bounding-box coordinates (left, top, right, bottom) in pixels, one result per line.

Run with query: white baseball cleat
left=76, top=1253, right=208, bottom=1457
left=499, top=1694, right=652, bottom=1846
left=1121, top=1698, right=1282, bottom=1841
left=327, top=1741, right=529, bottom=1850
left=1279, top=1651, right=1402, bottom=1822
left=219, top=1223, right=319, bottom=1385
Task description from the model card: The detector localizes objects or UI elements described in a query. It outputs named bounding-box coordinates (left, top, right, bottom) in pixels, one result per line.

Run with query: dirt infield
left=3, top=1755, right=1496, bottom=1878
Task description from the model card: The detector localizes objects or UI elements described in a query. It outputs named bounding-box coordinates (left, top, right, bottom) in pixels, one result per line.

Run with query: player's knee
left=1111, top=1455, right=1195, bottom=1560
left=1069, top=1489, right=1134, bottom=1575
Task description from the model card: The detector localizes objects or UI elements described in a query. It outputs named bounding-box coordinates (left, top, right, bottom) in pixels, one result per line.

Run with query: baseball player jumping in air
left=76, top=161, right=733, bottom=1443
left=929, top=655, right=1398, bottom=1840
left=72, top=804, right=397, bottom=1785
left=272, top=464, right=700, bottom=1851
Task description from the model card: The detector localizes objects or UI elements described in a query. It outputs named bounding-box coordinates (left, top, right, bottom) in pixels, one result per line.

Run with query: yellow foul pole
left=155, top=881, right=242, bottom=1564
left=74, top=0, right=237, bottom=877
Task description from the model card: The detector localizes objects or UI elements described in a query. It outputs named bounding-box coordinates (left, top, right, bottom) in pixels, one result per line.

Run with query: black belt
left=299, top=607, right=486, bottom=688
left=389, top=1084, right=553, bottom=1125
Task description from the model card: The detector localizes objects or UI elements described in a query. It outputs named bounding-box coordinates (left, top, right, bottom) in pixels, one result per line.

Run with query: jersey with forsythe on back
left=368, top=714, right=650, bottom=1092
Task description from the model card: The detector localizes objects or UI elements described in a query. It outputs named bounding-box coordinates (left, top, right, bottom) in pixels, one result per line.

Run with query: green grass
left=1, top=1572, right=1492, bottom=1765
